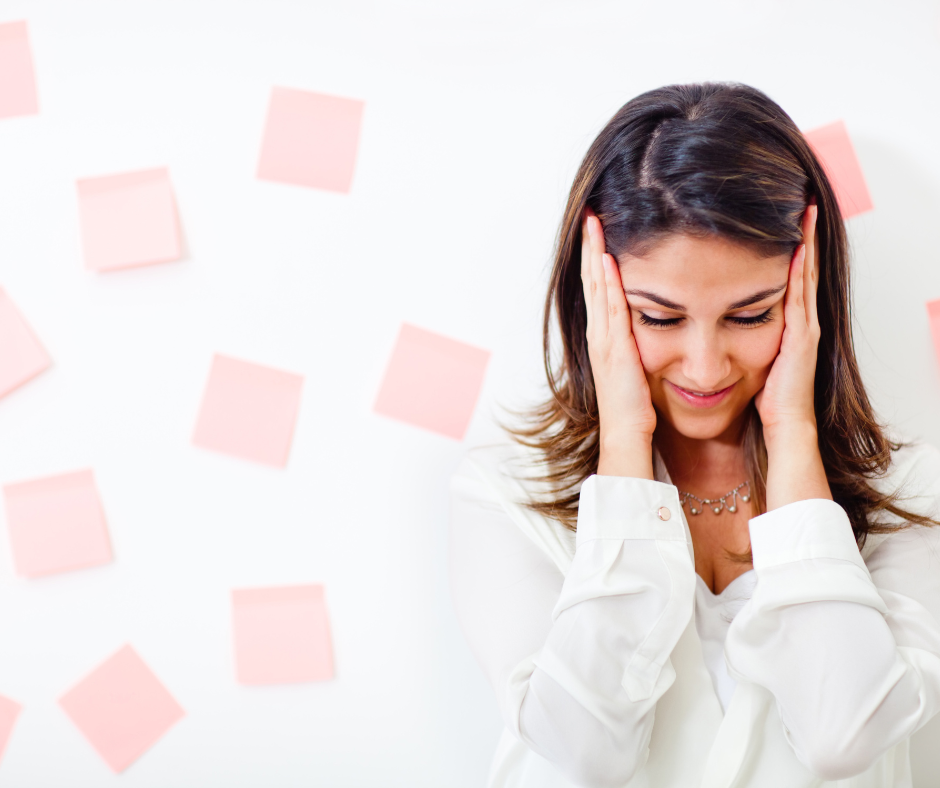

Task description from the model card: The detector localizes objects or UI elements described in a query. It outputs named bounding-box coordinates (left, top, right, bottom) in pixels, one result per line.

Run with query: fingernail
left=797, top=244, right=807, bottom=263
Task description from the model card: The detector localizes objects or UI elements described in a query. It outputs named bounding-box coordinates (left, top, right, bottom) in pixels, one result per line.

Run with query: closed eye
left=726, top=308, right=773, bottom=327
left=638, top=313, right=683, bottom=328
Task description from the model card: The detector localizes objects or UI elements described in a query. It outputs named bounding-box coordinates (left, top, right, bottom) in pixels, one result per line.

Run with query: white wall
left=1, top=0, right=939, bottom=785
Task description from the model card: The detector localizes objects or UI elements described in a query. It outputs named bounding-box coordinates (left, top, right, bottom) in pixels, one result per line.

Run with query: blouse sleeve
left=449, top=461, right=695, bottom=787
left=724, top=459, right=940, bottom=780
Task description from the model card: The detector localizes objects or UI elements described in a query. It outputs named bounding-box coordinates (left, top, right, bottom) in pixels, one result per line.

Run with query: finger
left=587, top=215, right=609, bottom=338
left=602, top=253, right=631, bottom=339
left=784, top=244, right=807, bottom=333
left=580, top=215, right=595, bottom=332
left=801, top=205, right=819, bottom=327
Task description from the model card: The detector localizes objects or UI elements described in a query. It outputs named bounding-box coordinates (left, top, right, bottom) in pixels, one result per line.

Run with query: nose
left=680, top=325, right=731, bottom=391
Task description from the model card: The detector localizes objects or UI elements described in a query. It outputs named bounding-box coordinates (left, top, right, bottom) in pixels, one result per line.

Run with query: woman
left=449, top=83, right=940, bottom=787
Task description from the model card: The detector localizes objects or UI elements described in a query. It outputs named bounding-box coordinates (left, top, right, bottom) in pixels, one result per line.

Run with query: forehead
left=616, top=234, right=790, bottom=304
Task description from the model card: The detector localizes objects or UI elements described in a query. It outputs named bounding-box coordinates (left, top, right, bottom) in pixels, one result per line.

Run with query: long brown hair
left=511, top=82, right=933, bottom=555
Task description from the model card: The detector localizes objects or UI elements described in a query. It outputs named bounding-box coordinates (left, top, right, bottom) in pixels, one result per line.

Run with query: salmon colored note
left=927, top=300, right=940, bottom=366
left=59, top=644, right=184, bottom=773
left=0, top=287, right=51, bottom=400
left=76, top=168, right=181, bottom=272
left=374, top=323, right=490, bottom=440
left=0, top=21, right=39, bottom=119
left=0, top=694, right=22, bottom=765
left=3, top=469, right=112, bottom=578
left=256, top=87, right=364, bottom=193
left=232, top=585, right=334, bottom=684
left=804, top=120, right=873, bottom=219
left=192, top=354, right=304, bottom=467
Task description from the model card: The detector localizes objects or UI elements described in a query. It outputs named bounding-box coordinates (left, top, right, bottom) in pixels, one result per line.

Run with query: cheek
left=736, top=324, right=784, bottom=379
left=631, top=329, right=676, bottom=375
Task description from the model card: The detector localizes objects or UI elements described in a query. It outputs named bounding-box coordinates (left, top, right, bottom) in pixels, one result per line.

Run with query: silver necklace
left=678, top=481, right=751, bottom=515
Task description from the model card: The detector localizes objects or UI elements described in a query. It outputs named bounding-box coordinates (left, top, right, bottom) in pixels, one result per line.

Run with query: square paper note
left=232, top=585, right=334, bottom=684
left=193, top=354, right=304, bottom=467
left=77, top=168, right=180, bottom=272
left=0, top=287, right=51, bottom=400
left=0, top=694, right=22, bottom=765
left=804, top=120, right=873, bottom=219
left=59, top=644, right=184, bottom=773
left=926, top=300, right=940, bottom=367
left=374, top=323, right=490, bottom=440
left=0, top=21, right=39, bottom=119
left=257, top=87, right=364, bottom=192
left=3, top=469, right=112, bottom=578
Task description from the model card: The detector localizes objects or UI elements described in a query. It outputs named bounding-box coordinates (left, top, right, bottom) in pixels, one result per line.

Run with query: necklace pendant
left=741, top=495, right=750, bottom=502
left=728, top=505, right=737, bottom=513
left=712, top=506, right=721, bottom=514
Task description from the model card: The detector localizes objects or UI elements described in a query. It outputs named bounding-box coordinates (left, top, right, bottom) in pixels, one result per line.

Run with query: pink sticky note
left=3, top=469, right=112, bottom=578
left=232, top=585, right=334, bottom=684
left=257, top=87, right=364, bottom=192
left=59, top=645, right=184, bottom=773
left=0, top=287, right=51, bottom=399
left=927, top=300, right=940, bottom=366
left=374, top=323, right=490, bottom=440
left=192, top=354, right=304, bottom=467
left=804, top=120, right=873, bottom=219
left=76, top=168, right=181, bottom=272
left=0, top=21, right=39, bottom=119
left=0, top=694, right=22, bottom=765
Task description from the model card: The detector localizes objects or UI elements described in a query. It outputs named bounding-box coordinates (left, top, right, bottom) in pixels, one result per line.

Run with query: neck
left=654, top=412, right=749, bottom=495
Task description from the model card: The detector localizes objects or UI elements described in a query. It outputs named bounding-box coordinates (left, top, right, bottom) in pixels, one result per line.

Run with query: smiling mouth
left=667, top=381, right=736, bottom=408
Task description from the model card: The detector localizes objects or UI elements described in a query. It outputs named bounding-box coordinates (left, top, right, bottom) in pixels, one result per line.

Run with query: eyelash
left=637, top=309, right=774, bottom=329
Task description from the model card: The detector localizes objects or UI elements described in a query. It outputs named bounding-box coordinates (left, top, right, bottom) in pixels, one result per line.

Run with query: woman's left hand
left=754, top=205, right=820, bottom=434
left=756, top=204, right=833, bottom=509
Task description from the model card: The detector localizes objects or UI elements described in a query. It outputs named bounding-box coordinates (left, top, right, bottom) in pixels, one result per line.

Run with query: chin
left=659, top=405, right=748, bottom=441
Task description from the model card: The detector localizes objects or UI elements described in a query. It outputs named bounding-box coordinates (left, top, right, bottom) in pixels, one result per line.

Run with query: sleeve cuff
left=576, top=475, right=686, bottom=545
left=749, top=498, right=865, bottom=572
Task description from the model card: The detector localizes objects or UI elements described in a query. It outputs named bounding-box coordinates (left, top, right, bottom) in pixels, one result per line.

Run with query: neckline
left=695, top=568, right=756, bottom=600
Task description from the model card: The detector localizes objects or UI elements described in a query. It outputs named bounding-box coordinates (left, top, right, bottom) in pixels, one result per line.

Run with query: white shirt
left=449, top=440, right=940, bottom=787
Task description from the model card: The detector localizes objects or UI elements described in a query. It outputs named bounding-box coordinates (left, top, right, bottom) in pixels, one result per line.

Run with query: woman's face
left=617, top=234, right=792, bottom=440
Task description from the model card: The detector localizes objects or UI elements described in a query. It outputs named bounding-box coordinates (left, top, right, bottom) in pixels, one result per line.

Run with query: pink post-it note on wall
left=257, top=87, right=364, bottom=193
left=59, top=645, right=184, bottom=773
left=804, top=120, right=873, bottom=219
left=0, top=694, right=22, bottom=765
left=3, top=469, right=112, bottom=578
left=0, top=287, right=51, bottom=400
left=927, top=300, right=940, bottom=366
left=192, top=354, right=304, bottom=467
left=374, top=323, right=490, bottom=440
left=232, top=585, right=334, bottom=684
left=0, top=21, right=39, bottom=119
left=76, top=168, right=181, bottom=272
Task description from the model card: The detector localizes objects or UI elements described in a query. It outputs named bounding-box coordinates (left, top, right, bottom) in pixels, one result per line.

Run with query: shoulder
left=450, top=441, right=577, bottom=572
left=879, top=440, right=940, bottom=519
left=861, top=440, right=940, bottom=562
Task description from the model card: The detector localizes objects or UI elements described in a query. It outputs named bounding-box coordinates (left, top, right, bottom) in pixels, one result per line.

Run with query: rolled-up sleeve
left=450, top=467, right=695, bottom=787
left=725, top=499, right=940, bottom=781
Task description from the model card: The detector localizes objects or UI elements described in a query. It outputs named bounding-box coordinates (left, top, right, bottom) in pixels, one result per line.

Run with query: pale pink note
left=0, top=287, right=51, bottom=399
left=804, top=120, right=873, bottom=219
left=257, top=87, right=364, bottom=192
left=59, top=644, right=184, bottom=773
left=0, top=21, right=39, bottom=119
left=927, top=300, right=940, bottom=367
left=3, top=469, right=112, bottom=578
left=232, top=585, right=334, bottom=684
left=192, top=354, right=304, bottom=467
left=374, top=323, right=490, bottom=440
left=76, top=168, right=181, bottom=272
left=0, top=694, right=22, bottom=765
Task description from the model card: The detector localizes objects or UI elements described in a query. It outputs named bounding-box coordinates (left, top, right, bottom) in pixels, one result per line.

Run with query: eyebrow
left=624, top=284, right=787, bottom=312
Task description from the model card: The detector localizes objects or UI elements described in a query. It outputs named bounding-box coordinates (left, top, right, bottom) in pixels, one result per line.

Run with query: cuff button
left=657, top=506, right=671, bottom=521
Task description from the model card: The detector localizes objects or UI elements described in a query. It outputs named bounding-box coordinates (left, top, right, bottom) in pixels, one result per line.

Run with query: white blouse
left=449, top=441, right=940, bottom=787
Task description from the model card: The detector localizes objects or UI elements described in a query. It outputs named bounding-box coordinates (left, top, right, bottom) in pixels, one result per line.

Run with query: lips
left=666, top=380, right=736, bottom=409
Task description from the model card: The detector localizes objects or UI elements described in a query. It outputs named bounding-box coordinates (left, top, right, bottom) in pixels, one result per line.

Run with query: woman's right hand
left=581, top=209, right=656, bottom=480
